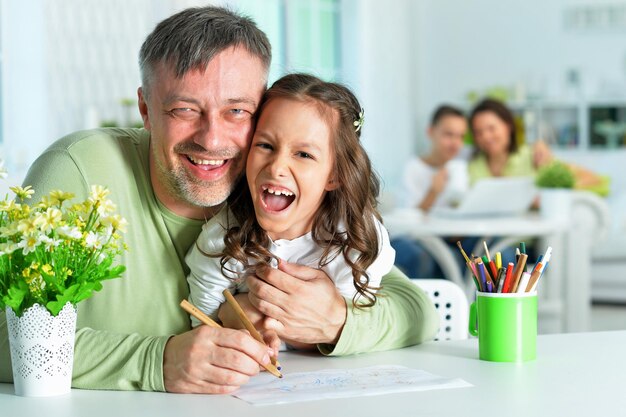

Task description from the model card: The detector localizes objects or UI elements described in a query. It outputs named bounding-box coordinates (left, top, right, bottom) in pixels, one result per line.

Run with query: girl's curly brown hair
left=221, top=73, right=383, bottom=307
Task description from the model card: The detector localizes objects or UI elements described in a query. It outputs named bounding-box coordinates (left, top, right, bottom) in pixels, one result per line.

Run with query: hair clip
left=353, top=109, right=365, bottom=132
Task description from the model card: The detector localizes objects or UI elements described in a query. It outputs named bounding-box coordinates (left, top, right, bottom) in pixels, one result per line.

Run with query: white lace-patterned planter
left=5, top=302, right=77, bottom=396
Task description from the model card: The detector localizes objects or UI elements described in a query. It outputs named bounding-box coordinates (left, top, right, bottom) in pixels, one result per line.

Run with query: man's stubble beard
left=154, top=145, right=244, bottom=209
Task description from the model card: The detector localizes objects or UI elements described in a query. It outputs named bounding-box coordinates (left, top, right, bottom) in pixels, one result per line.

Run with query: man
left=0, top=6, right=437, bottom=393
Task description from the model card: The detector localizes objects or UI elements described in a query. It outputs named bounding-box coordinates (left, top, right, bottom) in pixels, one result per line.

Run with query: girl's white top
left=186, top=207, right=395, bottom=325
left=400, top=157, right=469, bottom=209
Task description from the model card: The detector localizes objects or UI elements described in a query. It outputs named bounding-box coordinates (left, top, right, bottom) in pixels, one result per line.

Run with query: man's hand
left=162, top=325, right=273, bottom=394
left=246, top=260, right=347, bottom=346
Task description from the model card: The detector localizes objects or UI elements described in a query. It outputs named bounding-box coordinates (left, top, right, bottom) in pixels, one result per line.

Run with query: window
left=232, top=0, right=341, bottom=83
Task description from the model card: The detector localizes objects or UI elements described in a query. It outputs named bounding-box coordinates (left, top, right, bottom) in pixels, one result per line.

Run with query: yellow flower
left=33, top=207, right=63, bottom=233
left=41, top=264, right=54, bottom=275
left=17, top=219, right=37, bottom=235
left=97, top=199, right=117, bottom=217
left=10, top=185, right=34, bottom=200
left=0, top=199, right=21, bottom=214
left=36, top=195, right=56, bottom=210
left=49, top=190, right=75, bottom=206
left=89, top=185, right=110, bottom=203
left=100, top=214, right=128, bottom=233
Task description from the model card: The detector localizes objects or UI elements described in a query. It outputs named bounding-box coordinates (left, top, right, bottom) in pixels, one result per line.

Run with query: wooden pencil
left=180, top=299, right=282, bottom=378
left=222, top=290, right=282, bottom=372
left=180, top=299, right=221, bottom=328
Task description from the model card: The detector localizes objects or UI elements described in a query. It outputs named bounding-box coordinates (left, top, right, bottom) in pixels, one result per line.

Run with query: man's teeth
left=263, top=186, right=294, bottom=196
left=188, top=155, right=225, bottom=166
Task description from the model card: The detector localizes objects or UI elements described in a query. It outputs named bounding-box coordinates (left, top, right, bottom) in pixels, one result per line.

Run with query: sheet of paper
left=233, top=365, right=472, bottom=406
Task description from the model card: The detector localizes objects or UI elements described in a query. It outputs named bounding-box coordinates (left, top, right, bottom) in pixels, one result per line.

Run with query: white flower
left=84, top=231, right=106, bottom=249
left=57, top=225, right=83, bottom=240
left=0, top=242, right=17, bottom=256
left=40, top=235, right=62, bottom=251
left=18, top=235, right=42, bottom=255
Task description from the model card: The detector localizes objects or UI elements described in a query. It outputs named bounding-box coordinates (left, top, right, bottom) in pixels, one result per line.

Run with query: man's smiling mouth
left=187, top=155, right=226, bottom=167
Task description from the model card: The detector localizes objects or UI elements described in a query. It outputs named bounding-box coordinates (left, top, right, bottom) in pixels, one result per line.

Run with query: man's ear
left=325, top=177, right=340, bottom=191
left=137, top=87, right=151, bottom=131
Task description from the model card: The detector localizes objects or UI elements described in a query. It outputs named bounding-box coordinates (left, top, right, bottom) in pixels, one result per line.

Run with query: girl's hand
left=218, top=293, right=265, bottom=329
left=260, top=329, right=282, bottom=362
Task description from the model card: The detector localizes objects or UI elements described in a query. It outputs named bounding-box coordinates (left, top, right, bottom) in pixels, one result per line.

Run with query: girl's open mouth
left=261, top=185, right=296, bottom=212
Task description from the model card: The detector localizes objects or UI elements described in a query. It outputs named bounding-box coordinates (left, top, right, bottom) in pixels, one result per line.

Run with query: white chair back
left=413, top=278, right=469, bottom=341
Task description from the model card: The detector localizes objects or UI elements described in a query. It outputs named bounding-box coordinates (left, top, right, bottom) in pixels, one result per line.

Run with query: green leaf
left=72, top=282, right=99, bottom=304
left=101, top=265, right=126, bottom=281
left=46, top=284, right=80, bottom=316
left=2, top=281, right=28, bottom=315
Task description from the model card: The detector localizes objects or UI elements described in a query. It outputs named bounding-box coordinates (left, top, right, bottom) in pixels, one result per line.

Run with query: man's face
left=138, top=47, right=267, bottom=218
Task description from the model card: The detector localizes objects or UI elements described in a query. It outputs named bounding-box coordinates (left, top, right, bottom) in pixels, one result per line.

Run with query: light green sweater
left=0, top=128, right=438, bottom=391
left=468, top=144, right=535, bottom=185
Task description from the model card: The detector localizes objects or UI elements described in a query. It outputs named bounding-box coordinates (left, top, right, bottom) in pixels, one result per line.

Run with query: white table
left=1, top=331, right=624, bottom=416
left=383, top=209, right=574, bottom=333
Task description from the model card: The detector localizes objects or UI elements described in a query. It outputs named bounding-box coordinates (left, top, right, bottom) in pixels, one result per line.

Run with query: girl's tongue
left=263, top=190, right=295, bottom=211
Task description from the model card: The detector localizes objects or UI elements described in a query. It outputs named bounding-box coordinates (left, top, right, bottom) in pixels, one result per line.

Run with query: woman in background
left=468, top=98, right=552, bottom=183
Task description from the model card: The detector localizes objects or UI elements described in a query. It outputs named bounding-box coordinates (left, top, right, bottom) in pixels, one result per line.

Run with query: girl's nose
left=268, top=154, right=288, bottom=178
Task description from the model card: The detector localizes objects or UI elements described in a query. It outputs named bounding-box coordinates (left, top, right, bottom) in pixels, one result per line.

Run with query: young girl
left=185, top=73, right=395, bottom=335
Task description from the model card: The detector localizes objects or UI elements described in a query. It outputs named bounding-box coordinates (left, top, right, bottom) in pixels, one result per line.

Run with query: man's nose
left=194, top=114, right=225, bottom=150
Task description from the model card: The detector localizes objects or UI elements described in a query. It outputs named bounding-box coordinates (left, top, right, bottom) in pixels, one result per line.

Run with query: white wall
left=1, top=1, right=48, bottom=176
left=415, top=0, right=626, bottom=142
left=340, top=0, right=419, bottom=195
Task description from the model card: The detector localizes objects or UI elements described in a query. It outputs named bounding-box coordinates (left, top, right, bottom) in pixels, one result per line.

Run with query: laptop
left=431, top=177, right=538, bottom=218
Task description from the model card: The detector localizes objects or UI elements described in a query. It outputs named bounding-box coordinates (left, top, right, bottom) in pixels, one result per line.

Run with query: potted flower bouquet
left=0, top=185, right=127, bottom=396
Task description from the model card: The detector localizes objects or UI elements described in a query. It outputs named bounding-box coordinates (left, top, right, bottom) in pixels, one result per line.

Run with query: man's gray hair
left=139, top=6, right=271, bottom=94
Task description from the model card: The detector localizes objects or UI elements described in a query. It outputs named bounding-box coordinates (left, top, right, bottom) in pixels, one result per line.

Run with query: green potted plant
left=0, top=185, right=128, bottom=396
left=535, top=161, right=575, bottom=220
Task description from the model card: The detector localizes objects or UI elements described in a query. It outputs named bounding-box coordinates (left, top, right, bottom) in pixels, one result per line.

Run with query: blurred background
left=3, top=0, right=626, bottom=195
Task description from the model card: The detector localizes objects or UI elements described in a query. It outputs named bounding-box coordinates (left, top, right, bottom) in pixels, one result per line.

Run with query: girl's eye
left=297, top=151, right=313, bottom=159
left=255, top=142, right=273, bottom=150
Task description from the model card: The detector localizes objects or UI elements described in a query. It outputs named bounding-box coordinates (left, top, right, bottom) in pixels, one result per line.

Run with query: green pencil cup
left=468, top=291, right=537, bottom=362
